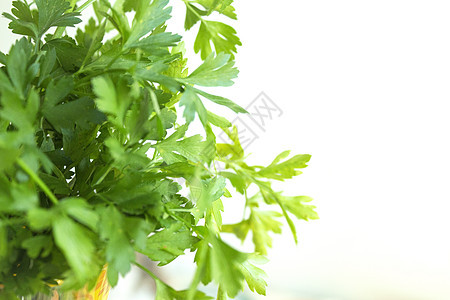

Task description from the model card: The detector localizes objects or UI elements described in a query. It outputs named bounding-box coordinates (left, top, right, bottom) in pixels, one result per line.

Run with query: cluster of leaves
left=0, top=0, right=317, bottom=299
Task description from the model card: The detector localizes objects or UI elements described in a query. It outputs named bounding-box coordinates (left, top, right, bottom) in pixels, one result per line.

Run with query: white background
left=2, top=1, right=450, bottom=299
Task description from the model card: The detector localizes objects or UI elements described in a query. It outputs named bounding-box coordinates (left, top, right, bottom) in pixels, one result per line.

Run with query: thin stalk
left=169, top=208, right=192, bottom=213
left=186, top=243, right=208, bottom=300
left=133, top=262, right=159, bottom=281
left=166, top=208, right=194, bottom=230
left=75, top=0, right=97, bottom=12
left=69, top=0, right=78, bottom=9
left=74, top=68, right=125, bottom=87
left=182, top=0, right=209, bottom=27
left=16, top=158, right=59, bottom=205
left=53, top=27, right=65, bottom=39
left=149, top=88, right=161, bottom=115
left=243, top=188, right=248, bottom=219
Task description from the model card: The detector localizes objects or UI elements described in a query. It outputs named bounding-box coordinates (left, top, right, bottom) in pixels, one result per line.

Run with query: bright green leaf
left=181, top=52, right=238, bottom=87
left=98, top=206, right=135, bottom=286
left=52, top=215, right=97, bottom=282
left=59, top=198, right=99, bottom=231
left=154, top=124, right=212, bottom=164
left=191, top=176, right=226, bottom=219
left=279, top=195, right=319, bottom=221
left=194, top=21, right=241, bottom=60
left=238, top=256, right=268, bottom=295
left=257, top=152, right=312, bottom=181
left=179, top=86, right=208, bottom=126
left=138, top=223, right=198, bottom=266
left=124, top=0, right=172, bottom=47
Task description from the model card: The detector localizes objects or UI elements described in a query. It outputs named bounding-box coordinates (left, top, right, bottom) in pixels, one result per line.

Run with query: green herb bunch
left=0, top=0, right=318, bottom=299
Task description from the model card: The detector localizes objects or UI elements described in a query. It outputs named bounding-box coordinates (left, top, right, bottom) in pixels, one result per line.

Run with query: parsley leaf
left=43, top=97, right=106, bottom=132
left=239, top=256, right=268, bottom=296
left=52, top=214, right=97, bottom=283
left=194, top=21, right=241, bottom=60
left=35, top=0, right=81, bottom=37
left=156, top=280, right=213, bottom=300
left=123, top=0, right=173, bottom=48
left=257, top=151, right=312, bottom=180
left=190, top=176, right=226, bottom=219
left=3, top=0, right=81, bottom=40
left=179, top=86, right=208, bottom=126
left=180, top=52, right=238, bottom=87
left=153, top=124, right=213, bottom=163
left=138, top=223, right=199, bottom=266
left=183, top=0, right=238, bottom=60
left=2, top=1, right=38, bottom=38
left=223, top=209, right=283, bottom=255
left=190, top=233, right=246, bottom=299
left=98, top=206, right=135, bottom=286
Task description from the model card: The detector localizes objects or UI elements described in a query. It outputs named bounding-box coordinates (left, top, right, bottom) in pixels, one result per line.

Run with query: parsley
left=0, top=0, right=317, bottom=299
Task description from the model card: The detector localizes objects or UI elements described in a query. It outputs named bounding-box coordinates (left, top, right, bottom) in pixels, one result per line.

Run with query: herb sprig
left=0, top=0, right=317, bottom=299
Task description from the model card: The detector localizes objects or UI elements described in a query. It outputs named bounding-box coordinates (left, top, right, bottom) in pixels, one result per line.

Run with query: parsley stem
left=53, top=28, right=65, bottom=39
left=133, top=262, right=158, bottom=281
left=169, top=208, right=192, bottom=212
left=16, top=158, right=59, bottom=205
left=53, top=0, right=77, bottom=39
left=169, top=213, right=193, bottom=230
left=75, top=69, right=125, bottom=87
left=149, top=88, right=161, bottom=115
left=243, top=188, right=249, bottom=219
left=186, top=243, right=208, bottom=300
left=182, top=0, right=210, bottom=28
left=75, top=0, right=97, bottom=13
left=70, top=0, right=78, bottom=9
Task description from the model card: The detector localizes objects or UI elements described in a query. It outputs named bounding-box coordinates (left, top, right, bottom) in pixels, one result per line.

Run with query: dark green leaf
left=39, top=172, right=71, bottom=195
left=43, top=76, right=74, bottom=109
left=38, top=48, right=57, bottom=85
left=43, top=37, right=87, bottom=71
left=0, top=51, right=6, bottom=65
left=43, top=97, right=106, bottom=132
left=2, top=1, right=38, bottom=38
left=22, top=235, right=53, bottom=258
left=35, top=0, right=81, bottom=37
